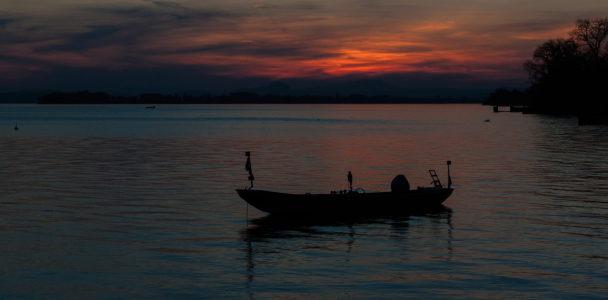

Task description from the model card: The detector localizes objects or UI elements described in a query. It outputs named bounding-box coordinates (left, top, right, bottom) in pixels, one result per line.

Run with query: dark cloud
left=149, top=1, right=187, bottom=10
left=32, top=5, right=245, bottom=54
left=256, top=2, right=323, bottom=10
left=86, top=4, right=237, bottom=21
left=22, top=2, right=339, bottom=63
left=505, top=20, right=570, bottom=32
left=143, top=41, right=341, bottom=59
left=34, top=25, right=139, bottom=53
left=391, top=45, right=434, bottom=53
left=68, top=25, right=127, bottom=42
left=89, top=8, right=148, bottom=15
left=408, top=58, right=454, bottom=68
left=473, top=19, right=574, bottom=37
left=0, top=18, right=15, bottom=28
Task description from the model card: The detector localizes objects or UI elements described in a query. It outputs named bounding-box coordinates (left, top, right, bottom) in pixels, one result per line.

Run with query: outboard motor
left=391, top=175, right=410, bottom=193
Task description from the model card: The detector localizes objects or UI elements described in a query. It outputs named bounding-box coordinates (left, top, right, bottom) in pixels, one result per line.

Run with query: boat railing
left=429, top=170, right=443, bottom=188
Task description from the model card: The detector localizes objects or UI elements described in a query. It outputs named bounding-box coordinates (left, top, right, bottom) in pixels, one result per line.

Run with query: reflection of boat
left=237, top=161, right=454, bottom=215
left=240, top=206, right=453, bottom=298
left=241, top=206, right=452, bottom=242
left=244, top=205, right=452, bottom=232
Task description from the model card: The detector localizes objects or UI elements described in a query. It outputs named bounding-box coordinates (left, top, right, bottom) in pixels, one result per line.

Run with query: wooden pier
left=493, top=106, right=528, bottom=113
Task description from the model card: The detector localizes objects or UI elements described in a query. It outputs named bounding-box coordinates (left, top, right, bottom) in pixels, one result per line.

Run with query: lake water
left=1, top=104, right=607, bottom=299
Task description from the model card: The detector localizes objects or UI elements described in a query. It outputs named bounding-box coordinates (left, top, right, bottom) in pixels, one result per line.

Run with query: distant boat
left=237, top=160, right=454, bottom=215
left=146, top=106, right=155, bottom=109
left=14, top=122, right=19, bottom=130
left=484, top=119, right=490, bottom=122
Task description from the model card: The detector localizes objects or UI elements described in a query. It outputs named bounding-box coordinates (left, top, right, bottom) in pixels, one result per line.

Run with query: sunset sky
left=1, top=0, right=607, bottom=94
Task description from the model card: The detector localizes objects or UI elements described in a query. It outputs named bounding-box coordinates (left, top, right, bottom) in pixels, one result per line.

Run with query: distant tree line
left=38, top=90, right=482, bottom=105
left=38, top=91, right=204, bottom=104
left=485, top=17, right=608, bottom=113
left=483, top=88, right=530, bottom=106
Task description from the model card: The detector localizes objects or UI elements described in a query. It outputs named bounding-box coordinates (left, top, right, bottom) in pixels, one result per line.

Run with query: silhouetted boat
left=146, top=106, right=155, bottom=108
left=237, top=161, right=454, bottom=215
left=237, top=187, right=453, bottom=215
left=14, top=122, right=19, bottom=130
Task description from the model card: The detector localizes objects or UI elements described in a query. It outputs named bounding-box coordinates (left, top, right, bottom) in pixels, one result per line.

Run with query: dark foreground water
left=1, top=104, right=607, bottom=299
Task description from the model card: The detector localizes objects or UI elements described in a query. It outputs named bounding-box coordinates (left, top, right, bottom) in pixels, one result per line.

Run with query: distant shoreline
left=36, top=91, right=483, bottom=105
left=34, top=101, right=483, bottom=105
left=30, top=102, right=482, bottom=105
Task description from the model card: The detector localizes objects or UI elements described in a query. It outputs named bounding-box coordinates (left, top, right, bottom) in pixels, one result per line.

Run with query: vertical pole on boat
left=447, top=161, right=452, bottom=189
left=245, top=151, right=254, bottom=190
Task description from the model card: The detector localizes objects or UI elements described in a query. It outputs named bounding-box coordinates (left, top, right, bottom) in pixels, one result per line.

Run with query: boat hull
left=236, top=188, right=453, bottom=215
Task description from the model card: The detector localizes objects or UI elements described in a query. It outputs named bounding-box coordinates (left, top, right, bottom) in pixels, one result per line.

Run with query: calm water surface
left=0, top=104, right=607, bottom=299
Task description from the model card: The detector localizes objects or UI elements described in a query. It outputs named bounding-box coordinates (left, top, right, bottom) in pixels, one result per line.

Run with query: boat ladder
left=429, top=170, right=442, bottom=187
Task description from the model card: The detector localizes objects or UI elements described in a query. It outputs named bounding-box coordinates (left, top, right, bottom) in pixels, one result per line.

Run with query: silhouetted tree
left=523, top=38, right=580, bottom=109
left=570, top=18, right=608, bottom=107
left=523, top=38, right=579, bottom=85
left=524, top=17, right=608, bottom=112
left=569, top=18, right=608, bottom=61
